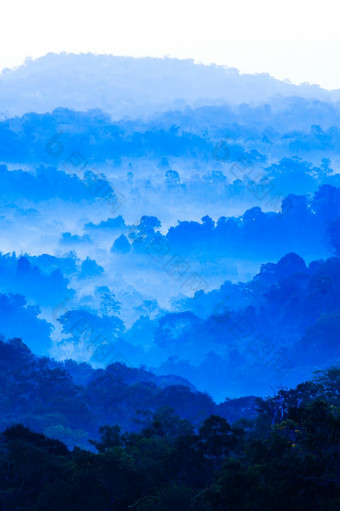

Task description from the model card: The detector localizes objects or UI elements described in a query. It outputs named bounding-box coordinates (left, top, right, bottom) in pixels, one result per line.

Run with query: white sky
left=1, top=0, right=340, bottom=89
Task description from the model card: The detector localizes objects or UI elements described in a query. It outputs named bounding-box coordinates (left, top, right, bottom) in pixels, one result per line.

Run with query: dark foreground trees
left=0, top=370, right=339, bottom=511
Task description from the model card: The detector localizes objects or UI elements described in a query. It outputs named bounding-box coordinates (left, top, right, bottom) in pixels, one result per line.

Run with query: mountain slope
left=1, top=53, right=340, bottom=119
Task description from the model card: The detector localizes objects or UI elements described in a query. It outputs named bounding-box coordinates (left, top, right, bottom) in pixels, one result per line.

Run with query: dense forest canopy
left=0, top=362, right=339, bottom=510
left=0, top=54, right=339, bottom=509
left=0, top=99, right=340, bottom=396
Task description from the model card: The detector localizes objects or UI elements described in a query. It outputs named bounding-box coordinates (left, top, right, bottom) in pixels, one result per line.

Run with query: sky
left=1, top=0, right=340, bottom=89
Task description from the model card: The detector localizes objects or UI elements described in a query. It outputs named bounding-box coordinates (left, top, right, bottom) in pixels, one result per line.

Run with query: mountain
left=1, top=53, right=340, bottom=119
left=0, top=337, right=258, bottom=448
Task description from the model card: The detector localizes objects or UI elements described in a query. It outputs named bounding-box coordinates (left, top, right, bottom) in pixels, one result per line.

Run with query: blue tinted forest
left=0, top=55, right=339, bottom=509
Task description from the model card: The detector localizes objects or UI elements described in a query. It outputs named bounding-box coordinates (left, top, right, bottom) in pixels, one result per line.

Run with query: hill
left=1, top=53, right=340, bottom=118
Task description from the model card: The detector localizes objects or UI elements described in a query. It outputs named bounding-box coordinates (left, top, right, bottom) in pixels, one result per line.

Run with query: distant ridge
left=1, top=53, right=340, bottom=119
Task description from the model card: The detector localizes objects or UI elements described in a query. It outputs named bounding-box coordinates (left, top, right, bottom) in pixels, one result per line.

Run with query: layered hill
left=1, top=53, right=340, bottom=118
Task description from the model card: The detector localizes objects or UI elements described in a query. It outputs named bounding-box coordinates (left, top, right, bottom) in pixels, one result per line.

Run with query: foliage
left=0, top=369, right=339, bottom=510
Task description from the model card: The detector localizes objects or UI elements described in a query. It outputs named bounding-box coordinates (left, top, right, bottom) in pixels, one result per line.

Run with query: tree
left=89, top=425, right=122, bottom=452
left=99, top=293, right=121, bottom=316
left=328, top=218, right=340, bottom=255
left=199, top=415, right=239, bottom=462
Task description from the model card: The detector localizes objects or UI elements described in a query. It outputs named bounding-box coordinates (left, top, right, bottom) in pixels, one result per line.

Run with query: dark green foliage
left=0, top=337, right=257, bottom=449
left=0, top=368, right=339, bottom=510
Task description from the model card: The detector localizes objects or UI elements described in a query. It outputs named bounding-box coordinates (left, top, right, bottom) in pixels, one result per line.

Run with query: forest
left=0, top=359, right=339, bottom=510
left=0, top=55, right=340, bottom=508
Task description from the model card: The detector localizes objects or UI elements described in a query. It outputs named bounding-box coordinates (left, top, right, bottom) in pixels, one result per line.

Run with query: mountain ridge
left=1, top=52, right=340, bottom=119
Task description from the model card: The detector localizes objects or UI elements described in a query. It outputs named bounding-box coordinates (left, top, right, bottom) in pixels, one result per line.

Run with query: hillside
left=1, top=53, right=340, bottom=118
left=0, top=337, right=258, bottom=448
